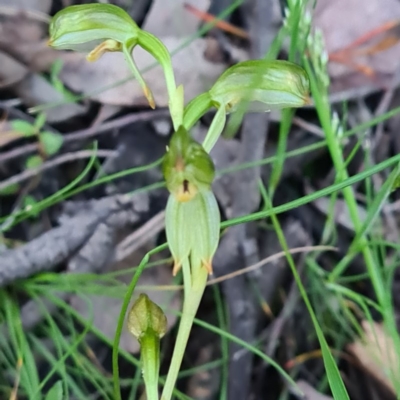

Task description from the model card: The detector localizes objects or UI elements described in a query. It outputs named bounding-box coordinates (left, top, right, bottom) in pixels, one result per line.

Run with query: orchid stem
left=161, top=260, right=208, bottom=400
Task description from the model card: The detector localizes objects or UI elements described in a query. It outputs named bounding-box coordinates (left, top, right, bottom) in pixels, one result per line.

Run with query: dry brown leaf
left=58, top=37, right=228, bottom=107
left=0, top=48, right=84, bottom=122
left=0, top=12, right=49, bottom=70
left=295, top=381, right=333, bottom=400
left=0, top=0, right=52, bottom=14
left=0, top=129, right=25, bottom=148
left=14, top=73, right=87, bottom=123
left=347, top=320, right=398, bottom=395
left=313, top=0, right=400, bottom=78
left=314, top=0, right=400, bottom=77
left=0, top=51, right=28, bottom=88
left=143, top=0, right=210, bottom=37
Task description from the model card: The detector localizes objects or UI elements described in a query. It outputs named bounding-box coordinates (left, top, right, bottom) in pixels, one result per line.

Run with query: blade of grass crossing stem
left=354, top=163, right=400, bottom=244
left=0, top=143, right=98, bottom=227
left=329, top=163, right=400, bottom=281
left=258, top=181, right=350, bottom=399
left=213, top=285, right=229, bottom=400
left=127, top=363, right=142, bottom=400
left=223, top=152, right=400, bottom=228
left=186, top=313, right=304, bottom=397
left=220, top=104, right=400, bottom=178
left=269, top=108, right=293, bottom=195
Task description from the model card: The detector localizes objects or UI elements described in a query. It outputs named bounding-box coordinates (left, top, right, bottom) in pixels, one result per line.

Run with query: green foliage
left=23, top=195, right=40, bottom=218
left=44, top=381, right=63, bottom=400
left=40, top=131, right=64, bottom=156
left=50, top=59, right=76, bottom=101
left=11, top=113, right=63, bottom=158
left=0, top=183, right=19, bottom=195
left=26, top=155, right=43, bottom=169
left=11, top=120, right=37, bottom=136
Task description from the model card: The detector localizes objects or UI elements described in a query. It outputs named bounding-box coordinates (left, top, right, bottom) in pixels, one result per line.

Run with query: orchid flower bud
left=128, top=294, right=167, bottom=400
left=128, top=294, right=167, bottom=340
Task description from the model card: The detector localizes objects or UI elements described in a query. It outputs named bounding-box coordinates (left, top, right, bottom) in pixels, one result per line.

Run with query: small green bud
left=128, top=294, right=166, bottom=399
left=128, top=294, right=167, bottom=340
left=162, top=126, right=215, bottom=202
left=209, top=60, right=310, bottom=112
left=165, top=190, right=220, bottom=275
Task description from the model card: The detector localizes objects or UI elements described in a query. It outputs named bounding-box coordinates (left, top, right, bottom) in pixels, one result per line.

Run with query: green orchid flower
left=183, top=60, right=310, bottom=152
left=48, top=3, right=179, bottom=117
left=162, top=126, right=220, bottom=275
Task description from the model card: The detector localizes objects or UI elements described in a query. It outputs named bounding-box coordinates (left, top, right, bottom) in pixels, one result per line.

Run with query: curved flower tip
left=143, top=86, right=156, bottom=110
left=202, top=259, right=213, bottom=275
left=172, top=261, right=182, bottom=277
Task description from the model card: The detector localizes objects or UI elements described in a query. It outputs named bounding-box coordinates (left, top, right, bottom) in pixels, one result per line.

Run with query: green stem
left=138, top=30, right=177, bottom=105
left=138, top=30, right=182, bottom=129
left=161, top=264, right=208, bottom=400
left=183, top=92, right=213, bottom=130
left=122, top=44, right=155, bottom=108
left=141, top=334, right=161, bottom=400
left=268, top=108, right=293, bottom=195
left=202, top=106, right=226, bottom=153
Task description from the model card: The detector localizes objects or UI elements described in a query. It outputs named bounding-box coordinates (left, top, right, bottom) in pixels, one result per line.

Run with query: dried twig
left=0, top=109, right=169, bottom=164
left=0, top=149, right=116, bottom=192
left=0, top=193, right=147, bottom=286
